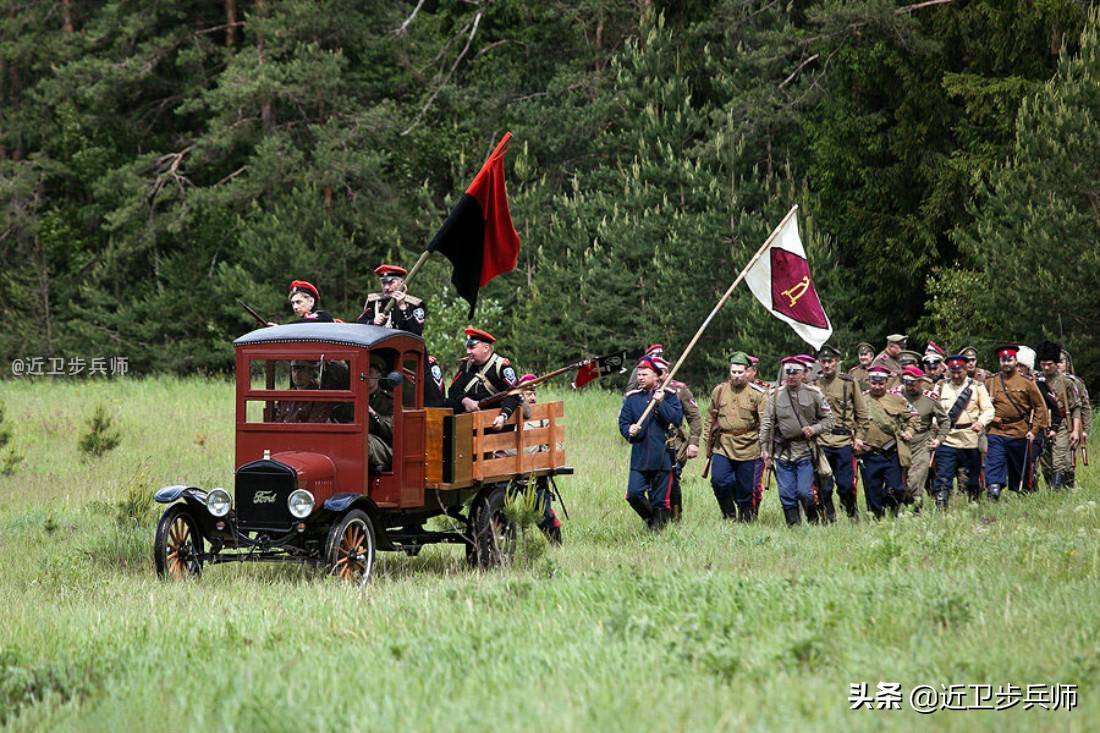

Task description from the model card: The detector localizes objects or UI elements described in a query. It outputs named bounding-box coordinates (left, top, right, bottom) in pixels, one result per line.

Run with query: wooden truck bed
left=424, top=401, right=566, bottom=490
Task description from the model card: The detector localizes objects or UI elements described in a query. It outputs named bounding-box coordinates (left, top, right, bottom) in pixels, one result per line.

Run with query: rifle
left=239, top=300, right=271, bottom=328
left=701, top=393, right=723, bottom=479
left=476, top=359, right=585, bottom=410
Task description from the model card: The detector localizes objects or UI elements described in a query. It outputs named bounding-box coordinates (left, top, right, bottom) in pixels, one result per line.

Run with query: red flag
left=427, top=133, right=521, bottom=316
left=572, top=360, right=599, bottom=389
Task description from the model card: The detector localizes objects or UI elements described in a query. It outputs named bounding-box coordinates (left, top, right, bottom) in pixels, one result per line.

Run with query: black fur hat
left=1035, top=340, right=1062, bottom=365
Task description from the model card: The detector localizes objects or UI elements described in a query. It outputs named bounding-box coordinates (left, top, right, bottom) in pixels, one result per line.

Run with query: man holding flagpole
left=618, top=357, right=683, bottom=531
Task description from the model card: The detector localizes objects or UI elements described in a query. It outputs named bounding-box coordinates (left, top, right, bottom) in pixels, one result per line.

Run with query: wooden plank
left=423, top=407, right=451, bottom=486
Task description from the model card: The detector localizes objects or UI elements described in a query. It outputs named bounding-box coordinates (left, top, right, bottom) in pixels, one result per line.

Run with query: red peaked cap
left=867, top=365, right=891, bottom=377
left=374, top=264, right=407, bottom=278
left=945, top=355, right=967, bottom=369
left=925, top=340, right=946, bottom=357
left=780, top=356, right=807, bottom=369
left=289, top=280, right=319, bottom=301
left=636, top=356, right=664, bottom=374
left=518, top=373, right=538, bottom=385
left=902, top=366, right=925, bottom=379
left=996, top=345, right=1019, bottom=358
left=464, top=327, right=495, bottom=344
left=645, top=344, right=664, bottom=355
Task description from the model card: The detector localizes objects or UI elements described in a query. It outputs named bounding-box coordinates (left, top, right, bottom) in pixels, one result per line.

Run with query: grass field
left=0, top=377, right=1097, bottom=732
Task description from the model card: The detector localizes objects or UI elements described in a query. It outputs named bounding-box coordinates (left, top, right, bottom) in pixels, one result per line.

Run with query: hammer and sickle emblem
left=781, top=276, right=811, bottom=308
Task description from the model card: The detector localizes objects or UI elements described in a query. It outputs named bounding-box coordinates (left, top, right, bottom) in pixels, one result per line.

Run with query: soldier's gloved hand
left=686, top=445, right=699, bottom=459
left=628, top=423, right=641, bottom=437
left=461, top=397, right=480, bottom=412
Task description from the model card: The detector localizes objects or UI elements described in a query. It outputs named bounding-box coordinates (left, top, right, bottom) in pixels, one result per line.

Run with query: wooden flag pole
left=634, top=204, right=799, bottom=427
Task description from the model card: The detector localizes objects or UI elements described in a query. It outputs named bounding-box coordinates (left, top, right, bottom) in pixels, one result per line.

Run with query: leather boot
left=987, top=484, right=1002, bottom=502
left=628, top=496, right=653, bottom=523
left=736, top=502, right=754, bottom=523
left=713, top=488, right=737, bottom=520
left=840, top=494, right=859, bottom=521
left=648, top=507, right=670, bottom=532
left=1049, top=471, right=1063, bottom=491
left=934, top=489, right=949, bottom=511
left=783, top=506, right=801, bottom=527
left=820, top=494, right=837, bottom=523
left=1064, top=471, right=1076, bottom=488
left=803, top=499, right=820, bottom=525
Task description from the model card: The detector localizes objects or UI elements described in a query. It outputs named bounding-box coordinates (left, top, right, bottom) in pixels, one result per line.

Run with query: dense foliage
left=2, top=1, right=1096, bottom=384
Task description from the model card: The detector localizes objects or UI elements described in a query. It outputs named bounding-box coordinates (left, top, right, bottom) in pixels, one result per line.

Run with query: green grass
left=0, top=378, right=1097, bottom=732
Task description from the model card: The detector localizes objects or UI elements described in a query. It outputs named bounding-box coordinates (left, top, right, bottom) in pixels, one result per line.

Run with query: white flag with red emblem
left=744, top=209, right=833, bottom=350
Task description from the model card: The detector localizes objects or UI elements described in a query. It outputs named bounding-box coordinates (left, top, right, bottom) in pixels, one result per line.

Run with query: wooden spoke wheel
left=154, top=505, right=204, bottom=579
left=466, top=484, right=516, bottom=569
left=325, top=509, right=376, bottom=586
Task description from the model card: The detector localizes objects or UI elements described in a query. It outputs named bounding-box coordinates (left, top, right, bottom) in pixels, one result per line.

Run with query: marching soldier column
left=816, top=345, right=869, bottom=521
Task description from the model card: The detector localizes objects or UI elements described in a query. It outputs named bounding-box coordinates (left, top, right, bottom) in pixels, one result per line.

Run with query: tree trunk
left=255, top=0, right=273, bottom=132
left=61, top=0, right=73, bottom=32
left=226, top=0, right=237, bottom=47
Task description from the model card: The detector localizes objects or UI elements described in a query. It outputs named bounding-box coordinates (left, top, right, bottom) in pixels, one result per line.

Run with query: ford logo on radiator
left=253, top=490, right=277, bottom=504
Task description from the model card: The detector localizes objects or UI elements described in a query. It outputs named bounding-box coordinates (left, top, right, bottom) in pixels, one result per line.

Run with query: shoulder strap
left=997, top=373, right=1027, bottom=418
left=463, top=354, right=501, bottom=396
left=946, top=379, right=974, bottom=428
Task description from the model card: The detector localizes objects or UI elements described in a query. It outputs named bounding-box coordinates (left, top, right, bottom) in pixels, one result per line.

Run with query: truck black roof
left=234, top=322, right=423, bottom=350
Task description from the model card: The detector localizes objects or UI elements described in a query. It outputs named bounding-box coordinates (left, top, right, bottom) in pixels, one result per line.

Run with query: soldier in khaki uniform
left=760, top=356, right=835, bottom=526
left=985, top=345, right=1050, bottom=500
left=934, top=355, right=995, bottom=507
left=816, top=344, right=869, bottom=521
left=871, top=334, right=907, bottom=378
left=848, top=342, right=875, bottom=391
left=1036, top=341, right=1082, bottom=490
left=653, top=356, right=702, bottom=521
left=703, top=352, right=768, bottom=521
left=859, top=365, right=919, bottom=518
left=896, top=366, right=947, bottom=509
left=960, top=345, right=990, bottom=385
left=1060, top=349, right=1091, bottom=487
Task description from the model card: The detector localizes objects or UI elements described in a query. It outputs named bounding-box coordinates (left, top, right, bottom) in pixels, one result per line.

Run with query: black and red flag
left=426, top=132, right=521, bottom=317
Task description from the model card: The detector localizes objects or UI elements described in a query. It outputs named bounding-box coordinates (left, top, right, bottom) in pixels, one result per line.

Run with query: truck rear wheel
left=466, top=485, right=516, bottom=569
left=326, top=509, right=376, bottom=586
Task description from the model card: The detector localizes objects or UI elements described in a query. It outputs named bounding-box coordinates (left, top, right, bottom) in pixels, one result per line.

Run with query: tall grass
left=0, top=378, right=1097, bottom=731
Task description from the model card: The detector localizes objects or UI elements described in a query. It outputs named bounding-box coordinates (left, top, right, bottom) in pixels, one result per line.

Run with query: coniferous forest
left=2, top=1, right=1099, bottom=385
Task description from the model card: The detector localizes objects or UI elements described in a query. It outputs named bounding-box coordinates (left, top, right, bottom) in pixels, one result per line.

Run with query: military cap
left=747, top=354, right=760, bottom=365
left=960, top=346, right=978, bottom=360
left=898, top=350, right=922, bottom=366
left=901, top=366, right=925, bottom=381
left=924, top=340, right=946, bottom=357
left=288, top=279, right=320, bottom=301
left=729, top=351, right=751, bottom=367
left=635, top=356, right=663, bottom=374
left=464, top=327, right=496, bottom=344
left=518, top=373, right=538, bottom=386
left=374, top=264, right=407, bottom=278
left=945, top=354, right=967, bottom=369
left=856, top=342, right=875, bottom=355
left=1035, top=340, right=1062, bottom=365
left=651, top=356, right=670, bottom=373
left=780, top=356, right=807, bottom=370
left=645, top=344, right=664, bottom=356
left=867, top=365, right=891, bottom=379
left=885, top=334, right=907, bottom=345
left=922, top=353, right=943, bottom=365
left=817, top=344, right=842, bottom=360
left=994, top=344, right=1019, bottom=359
